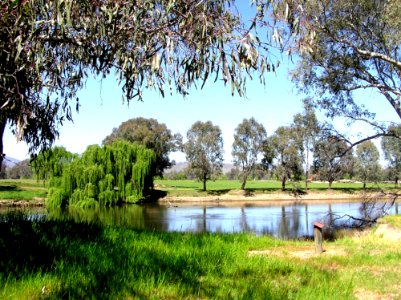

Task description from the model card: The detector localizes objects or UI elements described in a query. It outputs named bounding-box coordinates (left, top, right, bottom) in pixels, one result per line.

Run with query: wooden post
left=314, top=222, right=324, bottom=254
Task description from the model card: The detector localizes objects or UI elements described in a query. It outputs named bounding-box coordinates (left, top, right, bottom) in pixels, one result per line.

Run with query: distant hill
left=3, top=156, right=20, bottom=168
left=165, top=162, right=235, bottom=174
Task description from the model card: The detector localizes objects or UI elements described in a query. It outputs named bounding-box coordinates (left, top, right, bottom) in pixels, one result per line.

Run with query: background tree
left=232, top=117, right=267, bottom=190
left=184, top=121, right=224, bottom=191
left=0, top=0, right=275, bottom=171
left=292, top=99, right=320, bottom=190
left=354, top=141, right=381, bottom=188
left=103, top=118, right=181, bottom=177
left=381, top=125, right=401, bottom=185
left=263, top=126, right=303, bottom=191
left=313, top=135, right=355, bottom=189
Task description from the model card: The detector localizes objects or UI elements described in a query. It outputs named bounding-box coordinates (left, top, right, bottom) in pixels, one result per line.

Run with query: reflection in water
left=2, top=201, right=400, bottom=239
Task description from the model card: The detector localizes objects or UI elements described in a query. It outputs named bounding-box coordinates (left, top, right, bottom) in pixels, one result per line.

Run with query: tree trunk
left=363, top=181, right=366, bottom=189
left=240, top=173, right=248, bottom=190
left=305, top=148, right=310, bottom=191
left=305, top=170, right=309, bottom=191
left=328, top=180, right=333, bottom=189
left=203, top=174, right=207, bottom=191
left=281, top=176, right=286, bottom=191
left=0, top=119, right=6, bottom=173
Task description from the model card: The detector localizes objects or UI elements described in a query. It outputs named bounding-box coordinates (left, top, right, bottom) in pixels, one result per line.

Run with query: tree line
left=7, top=112, right=401, bottom=196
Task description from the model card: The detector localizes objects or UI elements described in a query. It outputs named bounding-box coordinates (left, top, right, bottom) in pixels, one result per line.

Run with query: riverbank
left=0, top=189, right=397, bottom=207
left=0, top=213, right=400, bottom=299
left=159, top=189, right=397, bottom=205
left=0, top=179, right=399, bottom=207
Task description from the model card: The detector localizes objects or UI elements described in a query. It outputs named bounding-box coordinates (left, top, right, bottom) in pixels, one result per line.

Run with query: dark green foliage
left=47, top=141, right=156, bottom=207
left=184, top=121, right=224, bottom=191
left=232, top=117, right=267, bottom=190
left=381, top=125, right=401, bottom=185
left=264, top=126, right=303, bottom=191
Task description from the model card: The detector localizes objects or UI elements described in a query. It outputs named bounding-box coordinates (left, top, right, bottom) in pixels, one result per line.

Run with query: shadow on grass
left=145, top=189, right=168, bottom=203
left=0, top=211, right=204, bottom=298
left=206, top=189, right=231, bottom=196
left=0, top=185, right=18, bottom=191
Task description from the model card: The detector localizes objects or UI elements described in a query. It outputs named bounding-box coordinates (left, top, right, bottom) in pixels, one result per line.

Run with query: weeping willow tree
left=47, top=141, right=156, bottom=208
left=31, top=146, right=77, bottom=184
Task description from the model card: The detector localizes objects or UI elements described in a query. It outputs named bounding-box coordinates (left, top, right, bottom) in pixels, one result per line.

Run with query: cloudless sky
left=4, top=2, right=400, bottom=164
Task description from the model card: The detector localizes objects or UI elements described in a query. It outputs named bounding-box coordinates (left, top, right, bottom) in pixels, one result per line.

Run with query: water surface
left=2, top=200, right=399, bottom=239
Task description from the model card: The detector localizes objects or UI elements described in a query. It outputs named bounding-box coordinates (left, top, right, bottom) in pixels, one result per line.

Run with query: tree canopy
left=289, top=0, right=401, bottom=142
left=263, top=126, right=303, bottom=191
left=103, top=118, right=181, bottom=177
left=0, top=0, right=273, bottom=168
left=47, top=141, right=156, bottom=208
left=354, top=140, right=381, bottom=188
left=291, top=99, right=320, bottom=190
left=232, top=117, right=266, bottom=189
left=184, top=121, right=224, bottom=191
left=381, top=125, right=401, bottom=185
left=313, top=135, right=355, bottom=188
left=31, top=146, right=77, bottom=182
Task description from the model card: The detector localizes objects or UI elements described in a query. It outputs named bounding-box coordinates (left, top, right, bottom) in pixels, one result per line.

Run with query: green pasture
left=155, top=179, right=396, bottom=197
left=0, top=180, right=47, bottom=202
left=0, top=212, right=400, bottom=299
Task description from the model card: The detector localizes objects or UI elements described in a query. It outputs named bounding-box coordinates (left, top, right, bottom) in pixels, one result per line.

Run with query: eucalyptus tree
left=381, top=125, right=401, bottom=185
left=103, top=118, right=182, bottom=177
left=285, top=0, right=401, bottom=145
left=264, top=126, right=303, bottom=191
left=7, top=159, right=32, bottom=179
left=313, top=135, right=355, bottom=189
left=184, top=121, right=224, bottom=191
left=0, top=0, right=278, bottom=171
left=292, top=99, right=320, bottom=190
left=232, top=117, right=267, bottom=190
left=354, top=141, right=381, bottom=189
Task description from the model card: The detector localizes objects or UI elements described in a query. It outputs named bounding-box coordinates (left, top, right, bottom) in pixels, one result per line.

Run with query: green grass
left=1, top=178, right=397, bottom=202
left=1, top=213, right=400, bottom=299
left=155, top=179, right=396, bottom=197
left=0, top=179, right=47, bottom=201
left=378, top=215, right=401, bottom=229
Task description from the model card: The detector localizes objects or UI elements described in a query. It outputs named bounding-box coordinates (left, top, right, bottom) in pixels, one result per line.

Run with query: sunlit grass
left=0, top=179, right=47, bottom=201
left=154, top=179, right=395, bottom=197
left=1, top=213, right=400, bottom=299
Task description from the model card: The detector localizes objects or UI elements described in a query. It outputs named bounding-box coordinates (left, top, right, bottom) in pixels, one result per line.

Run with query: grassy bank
left=0, top=180, right=47, bottom=203
left=0, top=212, right=400, bottom=299
left=0, top=178, right=399, bottom=205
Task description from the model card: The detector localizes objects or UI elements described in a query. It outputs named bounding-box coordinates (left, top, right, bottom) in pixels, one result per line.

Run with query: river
left=2, top=199, right=399, bottom=239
